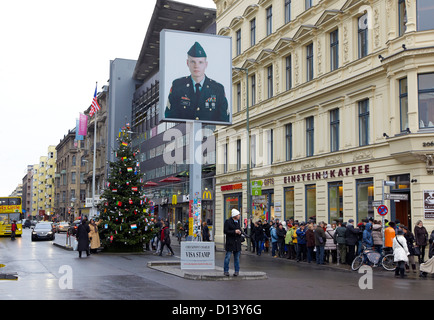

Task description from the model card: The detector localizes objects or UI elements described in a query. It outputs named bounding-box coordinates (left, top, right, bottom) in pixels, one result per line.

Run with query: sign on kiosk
left=181, top=242, right=215, bottom=270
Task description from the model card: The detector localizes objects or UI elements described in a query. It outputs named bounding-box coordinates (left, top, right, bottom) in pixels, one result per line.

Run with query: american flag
left=89, top=84, right=100, bottom=117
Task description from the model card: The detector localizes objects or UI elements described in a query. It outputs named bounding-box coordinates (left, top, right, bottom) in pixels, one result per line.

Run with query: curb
left=147, top=261, right=267, bottom=281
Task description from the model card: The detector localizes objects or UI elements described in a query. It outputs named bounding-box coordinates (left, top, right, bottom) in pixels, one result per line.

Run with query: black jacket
left=76, top=222, right=90, bottom=251
left=224, top=218, right=242, bottom=252
left=345, top=224, right=360, bottom=246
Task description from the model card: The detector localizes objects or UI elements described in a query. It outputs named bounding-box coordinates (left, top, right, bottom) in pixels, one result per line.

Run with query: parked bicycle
left=351, top=246, right=396, bottom=271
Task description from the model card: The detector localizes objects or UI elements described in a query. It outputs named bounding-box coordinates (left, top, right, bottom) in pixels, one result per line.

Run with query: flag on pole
left=89, top=83, right=100, bottom=117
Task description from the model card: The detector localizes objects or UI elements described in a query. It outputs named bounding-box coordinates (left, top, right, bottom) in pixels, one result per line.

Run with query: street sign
left=384, top=193, right=408, bottom=201
left=372, top=200, right=383, bottom=207
left=377, top=204, right=388, bottom=216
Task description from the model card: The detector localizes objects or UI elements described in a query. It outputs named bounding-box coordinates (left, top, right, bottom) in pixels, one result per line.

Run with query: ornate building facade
left=213, top=0, right=434, bottom=246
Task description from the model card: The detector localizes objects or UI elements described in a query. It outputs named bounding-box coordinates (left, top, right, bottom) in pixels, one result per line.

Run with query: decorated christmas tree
left=98, top=125, right=156, bottom=252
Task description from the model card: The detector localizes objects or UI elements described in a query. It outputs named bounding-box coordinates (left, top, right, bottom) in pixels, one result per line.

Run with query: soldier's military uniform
left=164, top=42, right=230, bottom=123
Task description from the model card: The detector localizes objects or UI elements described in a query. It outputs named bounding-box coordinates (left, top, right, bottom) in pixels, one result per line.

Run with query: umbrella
left=159, top=176, right=182, bottom=183
left=143, top=181, right=159, bottom=187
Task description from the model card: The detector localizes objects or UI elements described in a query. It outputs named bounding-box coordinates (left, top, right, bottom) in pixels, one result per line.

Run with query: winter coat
left=306, top=229, right=315, bottom=248
left=372, top=224, right=383, bottom=246
left=393, top=235, right=409, bottom=262
left=253, top=225, right=265, bottom=242
left=404, top=232, right=416, bottom=256
left=296, top=228, right=307, bottom=245
left=325, top=226, right=336, bottom=250
left=76, top=222, right=90, bottom=251
left=334, top=226, right=346, bottom=245
left=161, top=226, right=171, bottom=245
left=270, top=227, right=278, bottom=243
left=224, top=218, right=242, bottom=252
left=362, top=223, right=374, bottom=248
left=276, top=227, right=286, bottom=243
left=384, top=226, right=396, bottom=248
left=345, top=223, right=360, bottom=246
left=315, top=226, right=326, bottom=247
left=88, top=222, right=101, bottom=250
left=414, top=225, right=428, bottom=246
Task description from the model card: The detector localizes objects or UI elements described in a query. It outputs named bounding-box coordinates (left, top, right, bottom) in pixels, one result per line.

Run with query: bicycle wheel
left=382, top=254, right=396, bottom=271
left=351, top=255, right=364, bottom=271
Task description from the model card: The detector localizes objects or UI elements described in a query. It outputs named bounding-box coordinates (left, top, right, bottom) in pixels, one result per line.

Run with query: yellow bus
left=0, top=197, right=23, bottom=237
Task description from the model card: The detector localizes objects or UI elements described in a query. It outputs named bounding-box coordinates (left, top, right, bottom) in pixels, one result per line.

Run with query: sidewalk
left=52, top=237, right=432, bottom=280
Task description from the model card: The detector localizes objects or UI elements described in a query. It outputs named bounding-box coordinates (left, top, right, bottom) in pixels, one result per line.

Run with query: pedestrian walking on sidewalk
left=159, top=221, right=174, bottom=256
left=88, top=219, right=101, bottom=254
left=76, top=218, right=90, bottom=258
left=224, top=209, right=243, bottom=276
left=393, top=229, right=409, bottom=278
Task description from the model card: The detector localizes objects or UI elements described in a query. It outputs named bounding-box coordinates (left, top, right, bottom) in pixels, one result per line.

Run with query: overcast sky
left=0, top=0, right=216, bottom=196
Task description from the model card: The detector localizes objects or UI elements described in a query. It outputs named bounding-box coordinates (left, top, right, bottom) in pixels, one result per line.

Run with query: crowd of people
left=247, top=217, right=434, bottom=277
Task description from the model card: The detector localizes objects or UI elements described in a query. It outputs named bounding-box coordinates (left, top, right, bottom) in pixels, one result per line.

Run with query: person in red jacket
left=10, top=220, right=18, bottom=240
left=159, top=221, right=174, bottom=256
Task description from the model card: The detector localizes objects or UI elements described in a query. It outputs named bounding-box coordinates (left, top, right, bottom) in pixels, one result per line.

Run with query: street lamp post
left=233, top=67, right=251, bottom=251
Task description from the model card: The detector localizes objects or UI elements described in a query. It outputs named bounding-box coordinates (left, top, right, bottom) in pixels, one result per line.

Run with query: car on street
left=56, top=222, right=70, bottom=233
left=68, top=220, right=82, bottom=236
left=31, top=222, right=55, bottom=241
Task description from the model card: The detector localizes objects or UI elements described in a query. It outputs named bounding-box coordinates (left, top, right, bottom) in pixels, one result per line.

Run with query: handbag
left=72, top=238, right=78, bottom=251
left=413, top=246, right=421, bottom=256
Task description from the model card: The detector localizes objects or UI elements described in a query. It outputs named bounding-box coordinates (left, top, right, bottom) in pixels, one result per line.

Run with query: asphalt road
left=0, top=228, right=432, bottom=301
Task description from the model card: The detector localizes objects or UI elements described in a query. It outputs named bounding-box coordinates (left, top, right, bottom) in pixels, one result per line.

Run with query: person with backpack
left=296, top=223, right=307, bottom=262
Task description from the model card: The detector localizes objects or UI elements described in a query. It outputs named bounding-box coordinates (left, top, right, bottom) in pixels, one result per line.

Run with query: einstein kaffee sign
left=283, top=164, right=370, bottom=184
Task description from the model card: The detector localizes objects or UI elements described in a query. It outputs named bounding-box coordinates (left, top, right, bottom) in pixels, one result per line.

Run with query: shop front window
left=224, top=193, right=242, bottom=221
left=306, top=184, right=316, bottom=221
left=328, top=181, right=343, bottom=223
left=356, top=178, right=374, bottom=222
left=252, top=190, right=274, bottom=222
left=284, top=187, right=295, bottom=220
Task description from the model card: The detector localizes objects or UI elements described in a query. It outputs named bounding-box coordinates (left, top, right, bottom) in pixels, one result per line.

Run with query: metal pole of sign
left=233, top=67, right=250, bottom=251
left=91, top=82, right=98, bottom=219
left=188, top=121, right=202, bottom=242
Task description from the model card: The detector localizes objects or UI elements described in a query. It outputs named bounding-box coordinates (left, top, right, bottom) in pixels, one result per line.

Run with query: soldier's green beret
left=187, top=42, right=207, bottom=58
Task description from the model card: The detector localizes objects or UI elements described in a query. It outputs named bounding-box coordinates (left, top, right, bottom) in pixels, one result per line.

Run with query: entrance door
left=390, top=191, right=411, bottom=227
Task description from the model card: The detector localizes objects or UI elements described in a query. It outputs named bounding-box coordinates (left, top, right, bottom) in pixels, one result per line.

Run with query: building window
left=398, top=0, right=407, bottom=36
left=306, top=184, right=316, bottom=221
left=284, top=186, right=294, bottom=220
left=328, top=181, right=343, bottom=223
left=285, top=55, right=292, bottom=90
left=266, top=6, right=273, bottom=36
left=306, top=43, right=314, bottom=82
left=250, top=18, right=256, bottom=46
left=418, top=73, right=434, bottom=128
left=330, top=108, right=340, bottom=152
left=236, top=29, right=241, bottom=56
left=236, top=82, right=241, bottom=112
left=236, top=139, right=241, bottom=171
left=356, top=178, right=374, bottom=222
left=285, top=0, right=291, bottom=24
left=306, top=116, right=314, bottom=157
left=359, top=99, right=370, bottom=146
left=267, top=65, right=273, bottom=98
left=285, top=123, right=292, bottom=161
left=358, top=13, right=368, bottom=58
left=267, top=129, right=274, bottom=164
left=305, top=0, right=312, bottom=10
left=330, top=29, right=339, bottom=71
left=417, top=0, right=434, bottom=31
left=251, top=74, right=256, bottom=106
left=399, top=78, right=409, bottom=132
left=251, top=134, right=256, bottom=168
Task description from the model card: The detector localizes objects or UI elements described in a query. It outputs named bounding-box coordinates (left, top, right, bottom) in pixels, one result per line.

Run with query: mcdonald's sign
left=172, top=194, right=177, bottom=205
left=202, top=190, right=212, bottom=200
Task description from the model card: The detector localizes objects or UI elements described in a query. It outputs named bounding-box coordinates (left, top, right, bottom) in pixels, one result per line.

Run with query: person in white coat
left=393, top=229, right=409, bottom=278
